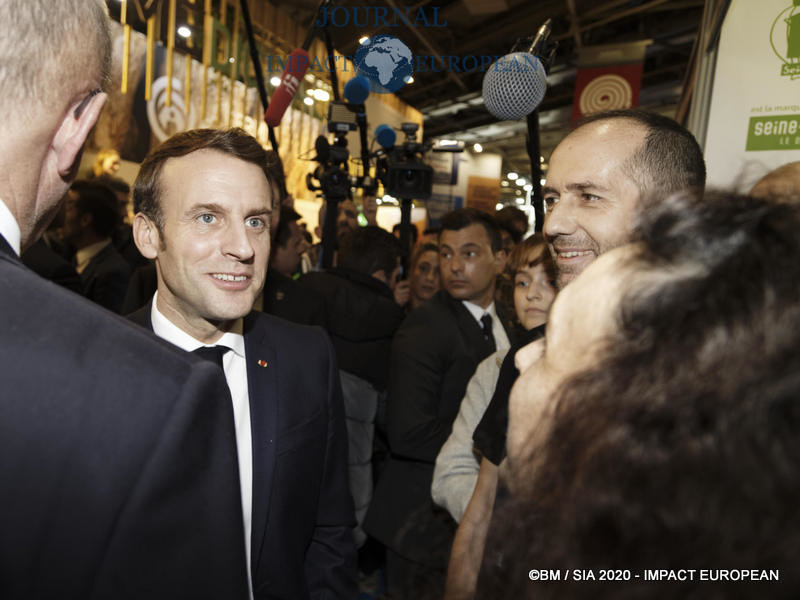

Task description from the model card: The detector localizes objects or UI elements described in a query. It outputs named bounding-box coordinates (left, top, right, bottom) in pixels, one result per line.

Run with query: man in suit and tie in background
left=62, top=180, right=131, bottom=313
left=129, top=127, right=357, bottom=599
left=0, top=1, right=249, bottom=598
left=365, top=208, right=514, bottom=598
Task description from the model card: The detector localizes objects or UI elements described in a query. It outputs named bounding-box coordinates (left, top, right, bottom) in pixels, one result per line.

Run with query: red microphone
left=265, top=48, right=310, bottom=127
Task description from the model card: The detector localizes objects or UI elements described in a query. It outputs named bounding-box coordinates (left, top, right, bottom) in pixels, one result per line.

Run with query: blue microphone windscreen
left=375, top=124, right=396, bottom=149
left=344, top=76, right=370, bottom=104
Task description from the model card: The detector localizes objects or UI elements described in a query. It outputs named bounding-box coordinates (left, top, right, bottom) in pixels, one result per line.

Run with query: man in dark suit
left=259, top=205, right=327, bottom=327
left=0, top=1, right=249, bottom=598
left=63, top=181, right=132, bottom=312
left=129, top=127, right=357, bottom=599
left=365, top=208, right=513, bottom=598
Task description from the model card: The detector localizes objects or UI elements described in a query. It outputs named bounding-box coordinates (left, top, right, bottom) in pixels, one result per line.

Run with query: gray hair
left=0, top=0, right=111, bottom=115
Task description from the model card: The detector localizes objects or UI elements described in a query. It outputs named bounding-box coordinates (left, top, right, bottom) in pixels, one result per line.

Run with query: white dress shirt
left=462, top=299, right=511, bottom=352
left=0, top=198, right=22, bottom=255
left=150, top=292, right=254, bottom=599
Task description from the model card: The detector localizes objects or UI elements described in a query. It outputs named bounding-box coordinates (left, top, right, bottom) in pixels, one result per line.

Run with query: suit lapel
left=443, top=292, right=495, bottom=361
left=127, top=302, right=153, bottom=327
left=243, top=312, right=279, bottom=573
left=0, top=233, right=22, bottom=265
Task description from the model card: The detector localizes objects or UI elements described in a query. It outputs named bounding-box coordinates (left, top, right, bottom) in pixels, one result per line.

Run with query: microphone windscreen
left=265, top=48, right=310, bottom=127
left=482, top=53, right=547, bottom=121
left=314, top=135, right=330, bottom=162
left=344, top=76, right=370, bottom=104
left=375, top=124, right=396, bottom=149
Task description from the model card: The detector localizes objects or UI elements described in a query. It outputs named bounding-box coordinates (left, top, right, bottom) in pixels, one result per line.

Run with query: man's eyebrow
left=542, top=185, right=559, bottom=196
left=542, top=182, right=613, bottom=196
left=565, top=181, right=612, bottom=193
left=246, top=206, right=272, bottom=217
left=184, top=203, right=272, bottom=216
left=186, top=202, right=222, bottom=214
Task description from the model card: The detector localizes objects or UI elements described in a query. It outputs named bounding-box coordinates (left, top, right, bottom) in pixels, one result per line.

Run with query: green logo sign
left=771, top=2, right=800, bottom=79
left=746, top=115, right=800, bottom=150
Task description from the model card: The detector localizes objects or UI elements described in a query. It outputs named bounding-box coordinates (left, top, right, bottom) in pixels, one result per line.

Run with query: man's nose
left=222, top=222, right=255, bottom=260
left=543, top=198, right=578, bottom=238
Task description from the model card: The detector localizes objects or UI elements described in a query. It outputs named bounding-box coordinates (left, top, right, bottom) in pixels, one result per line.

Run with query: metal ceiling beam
left=565, top=0, right=582, bottom=49
left=555, top=0, right=674, bottom=40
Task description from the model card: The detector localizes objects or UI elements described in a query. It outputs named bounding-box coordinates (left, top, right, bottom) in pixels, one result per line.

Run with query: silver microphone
left=482, top=19, right=552, bottom=121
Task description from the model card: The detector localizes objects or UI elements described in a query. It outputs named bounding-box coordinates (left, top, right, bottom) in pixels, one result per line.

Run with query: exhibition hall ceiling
left=271, top=0, right=704, bottom=176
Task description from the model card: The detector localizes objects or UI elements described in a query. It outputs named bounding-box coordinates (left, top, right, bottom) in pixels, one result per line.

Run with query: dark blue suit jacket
left=366, top=290, right=514, bottom=566
left=0, top=235, right=249, bottom=599
left=79, top=241, right=131, bottom=313
left=129, top=303, right=358, bottom=599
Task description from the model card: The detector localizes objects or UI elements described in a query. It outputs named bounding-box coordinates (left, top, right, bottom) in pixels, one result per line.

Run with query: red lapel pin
left=257, top=359, right=268, bottom=368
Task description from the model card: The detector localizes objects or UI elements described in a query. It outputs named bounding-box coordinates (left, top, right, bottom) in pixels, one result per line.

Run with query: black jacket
left=300, top=267, right=405, bottom=391
left=0, top=234, right=248, bottom=600
left=261, top=270, right=328, bottom=328
left=365, top=290, right=514, bottom=565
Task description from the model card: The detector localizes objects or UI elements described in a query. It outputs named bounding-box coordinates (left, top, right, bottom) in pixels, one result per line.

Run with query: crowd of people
left=2, top=1, right=800, bottom=599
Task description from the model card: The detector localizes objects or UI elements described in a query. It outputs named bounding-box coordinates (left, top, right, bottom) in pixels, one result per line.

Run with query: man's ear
left=79, top=213, right=92, bottom=230
left=133, top=213, right=161, bottom=260
left=52, top=91, right=108, bottom=178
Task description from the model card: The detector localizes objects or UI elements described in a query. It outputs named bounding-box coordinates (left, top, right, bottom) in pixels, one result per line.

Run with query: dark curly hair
left=478, top=191, right=800, bottom=599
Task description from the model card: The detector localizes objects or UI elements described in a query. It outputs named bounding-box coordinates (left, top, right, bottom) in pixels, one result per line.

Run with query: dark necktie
left=192, top=345, right=228, bottom=371
left=480, top=313, right=496, bottom=353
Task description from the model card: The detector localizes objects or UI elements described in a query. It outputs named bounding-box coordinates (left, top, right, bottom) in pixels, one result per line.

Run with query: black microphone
left=482, top=19, right=553, bottom=121
left=313, top=135, right=330, bottom=163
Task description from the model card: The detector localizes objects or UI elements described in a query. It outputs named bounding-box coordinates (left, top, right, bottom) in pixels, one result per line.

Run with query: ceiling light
left=270, top=76, right=281, bottom=86
left=495, top=202, right=504, bottom=211
left=473, top=143, right=483, bottom=153
left=501, top=180, right=509, bottom=187
left=306, top=88, right=315, bottom=96
left=177, top=26, right=191, bottom=38
left=524, top=184, right=533, bottom=191
left=313, top=89, right=330, bottom=102
left=516, top=178, right=527, bottom=186
left=507, top=172, right=518, bottom=180
left=359, top=36, right=370, bottom=45
left=303, top=97, right=314, bottom=106
left=405, top=76, right=415, bottom=84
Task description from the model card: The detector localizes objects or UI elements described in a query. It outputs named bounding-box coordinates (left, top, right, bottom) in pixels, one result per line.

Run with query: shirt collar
left=462, top=299, right=497, bottom=324
left=0, top=198, right=22, bottom=256
left=75, top=238, right=112, bottom=272
left=150, top=290, right=245, bottom=357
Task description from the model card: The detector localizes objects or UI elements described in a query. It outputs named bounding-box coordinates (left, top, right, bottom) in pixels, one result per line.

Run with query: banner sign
left=704, top=0, right=800, bottom=189
left=571, top=41, right=648, bottom=123
left=571, top=63, right=644, bottom=122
